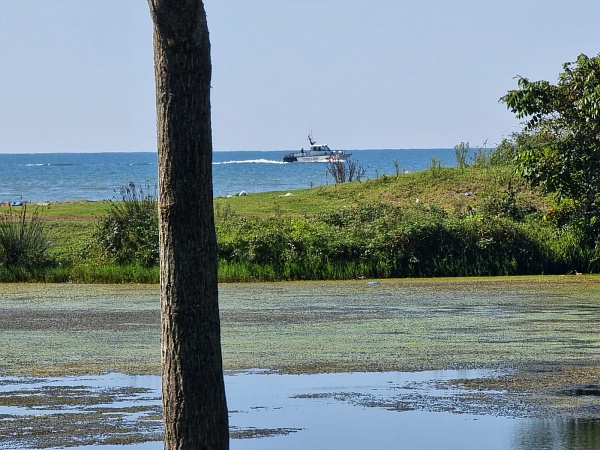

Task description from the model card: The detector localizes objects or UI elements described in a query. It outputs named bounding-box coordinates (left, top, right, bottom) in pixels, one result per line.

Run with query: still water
left=2, top=371, right=598, bottom=450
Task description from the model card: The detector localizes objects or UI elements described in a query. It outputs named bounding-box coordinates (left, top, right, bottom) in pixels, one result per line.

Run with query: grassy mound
left=1, top=163, right=598, bottom=283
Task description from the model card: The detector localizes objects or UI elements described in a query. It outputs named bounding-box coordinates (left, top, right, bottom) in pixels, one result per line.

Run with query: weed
left=0, top=204, right=53, bottom=269
left=454, top=142, right=469, bottom=170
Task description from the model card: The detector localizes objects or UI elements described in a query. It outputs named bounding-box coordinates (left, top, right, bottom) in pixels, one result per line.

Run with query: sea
left=0, top=149, right=456, bottom=203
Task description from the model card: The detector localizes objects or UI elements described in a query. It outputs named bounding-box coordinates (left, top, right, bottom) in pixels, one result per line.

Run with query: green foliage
left=480, top=177, right=536, bottom=221
left=429, top=156, right=441, bottom=170
left=454, top=141, right=469, bottom=169
left=5, top=153, right=599, bottom=282
left=500, top=53, right=600, bottom=237
left=0, top=205, right=53, bottom=269
left=488, top=139, right=518, bottom=167
left=94, top=182, right=159, bottom=267
left=213, top=213, right=597, bottom=280
left=215, top=203, right=557, bottom=280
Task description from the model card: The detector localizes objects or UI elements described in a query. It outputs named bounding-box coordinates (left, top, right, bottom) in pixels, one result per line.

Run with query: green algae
left=220, top=276, right=600, bottom=374
left=1, top=276, right=599, bottom=377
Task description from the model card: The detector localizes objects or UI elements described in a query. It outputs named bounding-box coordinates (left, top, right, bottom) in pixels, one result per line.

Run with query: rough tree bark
left=147, top=1, right=229, bottom=449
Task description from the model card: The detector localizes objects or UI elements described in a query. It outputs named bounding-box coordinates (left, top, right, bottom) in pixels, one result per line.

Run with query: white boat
left=283, top=135, right=351, bottom=163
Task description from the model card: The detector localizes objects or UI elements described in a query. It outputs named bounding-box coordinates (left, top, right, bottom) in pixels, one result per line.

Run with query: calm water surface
left=3, top=371, right=598, bottom=450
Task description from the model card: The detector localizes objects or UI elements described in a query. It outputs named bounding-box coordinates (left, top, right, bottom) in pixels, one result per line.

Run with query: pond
left=2, top=370, right=599, bottom=450
left=1, top=278, right=600, bottom=448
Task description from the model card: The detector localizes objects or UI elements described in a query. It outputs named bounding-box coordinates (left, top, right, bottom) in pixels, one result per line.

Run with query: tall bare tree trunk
left=147, top=2, right=229, bottom=449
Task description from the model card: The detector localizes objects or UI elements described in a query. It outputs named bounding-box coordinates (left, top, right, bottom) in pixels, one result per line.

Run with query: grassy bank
left=1, top=163, right=598, bottom=283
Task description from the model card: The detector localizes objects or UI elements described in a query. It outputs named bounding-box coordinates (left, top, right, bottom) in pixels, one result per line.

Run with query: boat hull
left=285, top=155, right=349, bottom=163
left=283, top=137, right=351, bottom=163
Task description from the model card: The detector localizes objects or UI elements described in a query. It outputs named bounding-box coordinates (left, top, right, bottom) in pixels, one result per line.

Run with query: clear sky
left=0, top=1, right=598, bottom=153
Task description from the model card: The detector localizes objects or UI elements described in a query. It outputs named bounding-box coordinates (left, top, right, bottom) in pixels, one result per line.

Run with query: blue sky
left=0, top=1, right=598, bottom=153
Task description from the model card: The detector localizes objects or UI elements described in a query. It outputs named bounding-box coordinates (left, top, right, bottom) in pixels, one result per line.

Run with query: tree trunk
left=147, top=1, right=229, bottom=449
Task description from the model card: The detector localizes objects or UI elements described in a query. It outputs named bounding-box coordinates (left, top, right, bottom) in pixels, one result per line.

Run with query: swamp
left=1, top=276, right=599, bottom=449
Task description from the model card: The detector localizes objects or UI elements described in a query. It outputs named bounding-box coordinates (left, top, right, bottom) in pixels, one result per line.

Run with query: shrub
left=0, top=204, right=53, bottom=269
left=481, top=178, right=535, bottom=221
left=488, top=138, right=518, bottom=167
left=454, top=141, right=469, bottom=170
left=95, top=182, right=159, bottom=267
left=327, top=158, right=366, bottom=183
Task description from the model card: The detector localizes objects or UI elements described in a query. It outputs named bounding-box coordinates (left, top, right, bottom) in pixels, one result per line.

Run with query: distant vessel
left=283, top=135, right=351, bottom=163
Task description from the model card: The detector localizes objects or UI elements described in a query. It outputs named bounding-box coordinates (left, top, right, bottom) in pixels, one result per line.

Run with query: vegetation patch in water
left=0, top=381, right=163, bottom=449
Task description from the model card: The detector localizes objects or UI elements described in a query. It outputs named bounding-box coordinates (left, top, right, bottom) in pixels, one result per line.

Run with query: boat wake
left=24, top=163, right=77, bottom=167
left=214, top=159, right=285, bottom=165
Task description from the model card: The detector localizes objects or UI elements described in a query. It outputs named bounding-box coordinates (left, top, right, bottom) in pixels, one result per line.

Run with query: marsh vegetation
left=0, top=142, right=598, bottom=283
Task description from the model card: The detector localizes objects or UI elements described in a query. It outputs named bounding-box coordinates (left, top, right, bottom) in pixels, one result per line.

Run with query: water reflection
left=1, top=371, right=599, bottom=450
left=514, top=419, right=600, bottom=450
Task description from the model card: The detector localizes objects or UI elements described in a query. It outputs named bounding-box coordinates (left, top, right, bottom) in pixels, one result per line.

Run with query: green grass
left=40, top=200, right=111, bottom=220
left=1, top=166, right=547, bottom=223
left=0, top=164, right=580, bottom=283
left=213, top=165, right=549, bottom=219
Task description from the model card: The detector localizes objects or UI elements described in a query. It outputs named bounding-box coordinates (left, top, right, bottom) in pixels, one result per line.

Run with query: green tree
left=500, top=53, right=600, bottom=236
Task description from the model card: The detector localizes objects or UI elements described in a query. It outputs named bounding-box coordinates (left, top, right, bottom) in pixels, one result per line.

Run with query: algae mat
left=0, top=276, right=599, bottom=377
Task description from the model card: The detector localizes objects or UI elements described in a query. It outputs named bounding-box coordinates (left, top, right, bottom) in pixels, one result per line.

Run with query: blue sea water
left=0, top=149, right=456, bottom=203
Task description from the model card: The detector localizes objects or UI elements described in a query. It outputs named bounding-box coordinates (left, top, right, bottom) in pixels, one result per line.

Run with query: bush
left=0, top=204, right=53, bottom=269
left=95, top=182, right=159, bottom=267
left=327, top=158, right=366, bottom=183
left=216, top=203, right=560, bottom=280
left=480, top=178, right=536, bottom=221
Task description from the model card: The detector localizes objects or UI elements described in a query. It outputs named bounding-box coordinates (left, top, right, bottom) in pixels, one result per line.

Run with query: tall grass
left=0, top=205, right=53, bottom=269
left=454, top=141, right=469, bottom=170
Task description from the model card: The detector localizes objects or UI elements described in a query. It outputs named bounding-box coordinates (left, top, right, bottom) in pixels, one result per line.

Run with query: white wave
left=24, top=163, right=75, bottom=167
left=213, top=159, right=285, bottom=165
